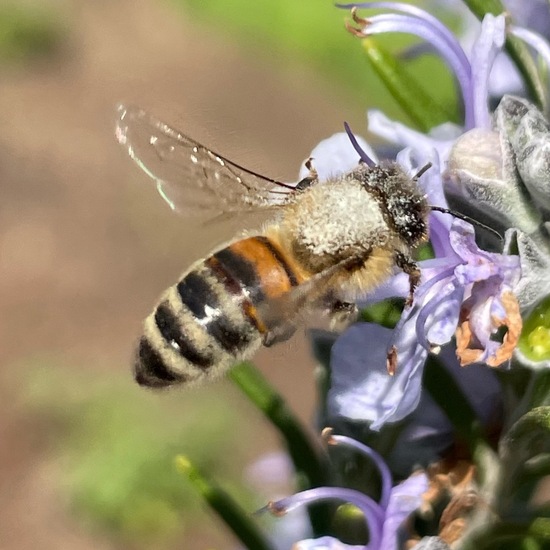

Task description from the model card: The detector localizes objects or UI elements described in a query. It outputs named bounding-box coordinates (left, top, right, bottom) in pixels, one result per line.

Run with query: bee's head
left=388, top=192, right=430, bottom=247
left=356, top=163, right=430, bottom=248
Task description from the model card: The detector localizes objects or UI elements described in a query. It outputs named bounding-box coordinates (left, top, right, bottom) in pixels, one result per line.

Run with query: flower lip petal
left=329, top=322, right=428, bottom=430
left=380, top=472, right=429, bottom=549
left=420, top=282, right=463, bottom=347
left=293, top=535, right=362, bottom=549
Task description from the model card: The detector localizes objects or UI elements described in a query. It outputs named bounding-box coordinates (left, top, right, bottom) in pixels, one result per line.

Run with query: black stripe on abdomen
left=205, top=254, right=262, bottom=332
left=134, top=337, right=179, bottom=387
left=176, top=271, right=218, bottom=320
left=154, top=303, right=214, bottom=369
left=212, top=247, right=265, bottom=303
left=177, top=270, right=253, bottom=354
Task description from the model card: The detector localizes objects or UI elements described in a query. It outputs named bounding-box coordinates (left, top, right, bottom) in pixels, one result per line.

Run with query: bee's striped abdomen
left=135, top=235, right=304, bottom=387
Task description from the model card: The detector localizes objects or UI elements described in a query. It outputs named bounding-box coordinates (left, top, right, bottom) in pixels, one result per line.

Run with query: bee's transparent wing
left=257, top=256, right=365, bottom=343
left=116, top=104, right=298, bottom=215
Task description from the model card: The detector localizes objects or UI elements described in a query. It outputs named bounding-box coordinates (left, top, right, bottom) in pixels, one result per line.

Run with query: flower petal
left=368, top=110, right=460, bottom=160
left=293, top=535, right=363, bottom=549
left=469, top=14, right=506, bottom=129
left=299, top=132, right=377, bottom=181
left=329, top=321, right=430, bottom=430
left=329, top=323, right=399, bottom=423
left=380, top=472, right=429, bottom=550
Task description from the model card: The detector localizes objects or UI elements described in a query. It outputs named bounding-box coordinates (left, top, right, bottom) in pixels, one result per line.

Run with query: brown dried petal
left=455, top=290, right=522, bottom=367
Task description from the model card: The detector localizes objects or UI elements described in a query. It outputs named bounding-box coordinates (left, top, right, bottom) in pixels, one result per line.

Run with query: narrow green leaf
left=528, top=370, right=550, bottom=409
left=229, top=362, right=329, bottom=488
left=501, top=407, right=550, bottom=458
left=229, top=362, right=332, bottom=535
left=176, top=456, right=275, bottom=550
left=462, top=0, right=547, bottom=110
left=361, top=38, right=453, bottom=132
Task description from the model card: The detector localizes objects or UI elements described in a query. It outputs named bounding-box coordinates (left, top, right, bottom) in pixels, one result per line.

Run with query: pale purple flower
left=339, top=4, right=507, bottom=130
left=400, top=0, right=550, bottom=97
left=329, top=322, right=503, bottom=436
left=300, top=122, right=521, bottom=430
left=307, top=5, right=525, bottom=430
left=298, top=131, right=378, bottom=181
left=264, top=433, right=428, bottom=550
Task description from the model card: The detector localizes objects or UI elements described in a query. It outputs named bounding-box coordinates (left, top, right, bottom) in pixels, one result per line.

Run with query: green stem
left=229, top=362, right=329, bottom=487
left=176, top=456, right=275, bottom=550
left=361, top=38, right=454, bottom=131
left=229, top=362, right=332, bottom=535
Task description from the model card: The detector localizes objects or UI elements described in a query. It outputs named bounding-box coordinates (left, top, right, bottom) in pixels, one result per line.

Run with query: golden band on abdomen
left=134, top=236, right=303, bottom=387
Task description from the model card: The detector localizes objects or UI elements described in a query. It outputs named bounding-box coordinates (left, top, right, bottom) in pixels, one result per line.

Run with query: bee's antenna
left=413, top=162, right=432, bottom=180
left=344, top=122, right=376, bottom=167
left=430, top=205, right=503, bottom=242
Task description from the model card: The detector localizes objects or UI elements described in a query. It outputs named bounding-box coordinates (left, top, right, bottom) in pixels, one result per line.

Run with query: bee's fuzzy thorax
left=277, top=179, right=397, bottom=273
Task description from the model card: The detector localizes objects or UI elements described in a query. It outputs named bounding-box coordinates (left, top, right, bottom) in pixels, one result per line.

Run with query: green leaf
left=360, top=298, right=404, bottom=329
left=496, top=407, right=550, bottom=515
left=229, top=362, right=329, bottom=488
left=501, top=407, right=550, bottom=459
left=0, top=3, right=65, bottom=62
left=229, top=362, right=332, bottom=535
left=361, top=38, right=454, bottom=132
left=176, top=456, right=275, bottom=550
left=460, top=520, right=550, bottom=549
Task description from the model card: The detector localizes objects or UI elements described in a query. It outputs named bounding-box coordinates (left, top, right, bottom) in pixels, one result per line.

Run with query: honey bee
left=116, top=105, right=430, bottom=388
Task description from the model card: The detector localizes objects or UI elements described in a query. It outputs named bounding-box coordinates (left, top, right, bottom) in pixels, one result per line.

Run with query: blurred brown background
left=0, top=1, right=369, bottom=548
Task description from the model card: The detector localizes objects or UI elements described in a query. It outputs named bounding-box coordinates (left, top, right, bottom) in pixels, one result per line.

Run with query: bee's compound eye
left=134, top=338, right=178, bottom=388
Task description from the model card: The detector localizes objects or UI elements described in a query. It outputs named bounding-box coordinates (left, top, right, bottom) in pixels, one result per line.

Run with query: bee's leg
left=263, top=325, right=297, bottom=347
left=394, top=251, right=421, bottom=307
left=321, top=288, right=358, bottom=330
left=328, top=300, right=359, bottom=330
left=295, top=158, right=318, bottom=191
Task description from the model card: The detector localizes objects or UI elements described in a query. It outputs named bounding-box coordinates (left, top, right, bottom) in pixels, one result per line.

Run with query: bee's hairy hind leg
left=394, top=251, right=421, bottom=307
left=263, top=324, right=297, bottom=347
left=328, top=300, right=359, bottom=330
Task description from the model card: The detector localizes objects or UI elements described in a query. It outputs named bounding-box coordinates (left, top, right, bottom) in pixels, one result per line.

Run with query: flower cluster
left=264, top=430, right=428, bottom=550
left=173, top=2, right=550, bottom=549
left=269, top=1, right=550, bottom=548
